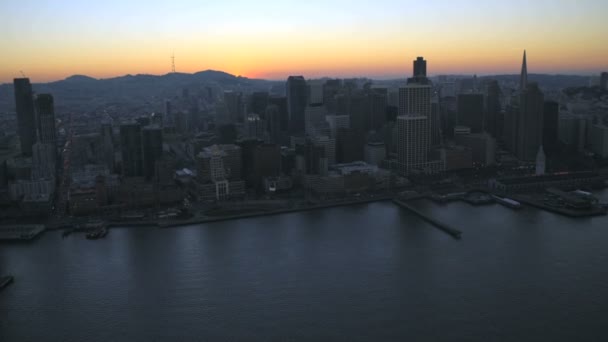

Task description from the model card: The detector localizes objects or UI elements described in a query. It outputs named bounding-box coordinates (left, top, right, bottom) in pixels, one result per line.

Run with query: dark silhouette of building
left=249, top=92, right=269, bottom=116
left=224, top=90, right=243, bottom=123
left=218, top=124, right=237, bottom=144
left=520, top=50, right=528, bottom=91
left=253, top=144, right=281, bottom=188
left=485, top=80, right=502, bottom=137
left=13, top=78, right=36, bottom=156
left=413, top=57, right=427, bottom=77
left=457, top=94, right=484, bottom=133
left=142, top=126, right=163, bottom=181
left=370, top=88, right=388, bottom=131
left=517, top=82, right=544, bottom=161
left=34, top=94, right=56, bottom=147
left=286, top=76, right=308, bottom=134
left=601, top=72, right=608, bottom=90
left=543, top=101, right=559, bottom=156
left=336, top=128, right=363, bottom=163
left=268, top=96, right=289, bottom=132
left=265, top=105, right=282, bottom=144
left=120, top=123, right=143, bottom=177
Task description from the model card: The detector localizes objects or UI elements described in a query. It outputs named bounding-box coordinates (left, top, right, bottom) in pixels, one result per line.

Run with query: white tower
left=535, top=145, right=546, bottom=176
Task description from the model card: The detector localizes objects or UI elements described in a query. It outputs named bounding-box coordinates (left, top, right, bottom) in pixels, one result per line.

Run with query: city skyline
left=1, top=0, right=607, bottom=83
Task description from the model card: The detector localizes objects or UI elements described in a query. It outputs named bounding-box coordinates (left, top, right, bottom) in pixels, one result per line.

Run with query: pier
left=0, top=275, right=14, bottom=291
left=393, top=199, right=462, bottom=239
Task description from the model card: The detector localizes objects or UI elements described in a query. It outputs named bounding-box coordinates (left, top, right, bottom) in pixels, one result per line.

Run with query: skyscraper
left=485, top=80, right=502, bottom=137
left=457, top=94, right=484, bottom=133
left=286, top=76, right=308, bottom=134
left=120, top=123, right=143, bottom=177
left=13, top=78, right=36, bottom=156
left=517, top=82, right=544, bottom=161
left=520, top=50, right=528, bottom=91
left=413, top=57, right=427, bottom=78
left=397, top=115, right=428, bottom=175
left=543, top=101, right=559, bottom=156
left=34, top=94, right=57, bottom=147
left=600, top=72, right=608, bottom=91
left=142, top=126, right=163, bottom=181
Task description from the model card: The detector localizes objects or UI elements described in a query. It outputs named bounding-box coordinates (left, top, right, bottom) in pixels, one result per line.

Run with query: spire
left=520, top=50, right=528, bottom=91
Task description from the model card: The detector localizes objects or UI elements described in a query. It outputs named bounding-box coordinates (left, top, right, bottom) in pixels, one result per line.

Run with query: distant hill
left=0, top=70, right=279, bottom=111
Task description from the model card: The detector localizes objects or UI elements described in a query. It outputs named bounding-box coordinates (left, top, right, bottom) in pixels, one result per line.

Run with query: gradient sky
left=1, top=0, right=607, bottom=83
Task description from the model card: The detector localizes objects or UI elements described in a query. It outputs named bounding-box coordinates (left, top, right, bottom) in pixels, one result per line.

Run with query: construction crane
left=20, top=70, right=26, bottom=78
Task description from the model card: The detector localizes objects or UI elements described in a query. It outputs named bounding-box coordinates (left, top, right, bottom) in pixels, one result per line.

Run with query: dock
left=0, top=275, right=14, bottom=291
left=393, top=199, right=462, bottom=239
left=0, top=225, right=46, bottom=241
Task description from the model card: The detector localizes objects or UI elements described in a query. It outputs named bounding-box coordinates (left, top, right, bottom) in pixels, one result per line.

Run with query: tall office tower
left=249, top=92, right=269, bottom=116
left=517, top=82, right=544, bottom=161
left=286, top=76, right=308, bottom=134
left=164, top=100, right=173, bottom=126
left=308, top=80, right=324, bottom=105
left=485, top=80, right=502, bottom=137
left=326, top=115, right=350, bottom=138
left=120, top=123, right=143, bottom=177
left=543, top=101, right=559, bottom=156
left=349, top=91, right=370, bottom=134
left=101, top=123, right=115, bottom=172
left=246, top=114, right=265, bottom=140
left=32, top=141, right=56, bottom=179
left=397, top=115, right=428, bottom=175
left=312, top=135, right=336, bottom=165
left=265, top=105, right=282, bottom=144
left=457, top=94, right=484, bottom=133
left=520, top=50, right=528, bottom=91
left=224, top=90, right=243, bottom=123
left=142, top=126, right=163, bottom=181
left=398, top=83, right=432, bottom=151
left=34, top=94, right=57, bottom=147
left=413, top=57, right=427, bottom=78
left=301, top=140, right=326, bottom=175
left=253, top=143, right=282, bottom=187
left=305, top=104, right=327, bottom=136
left=600, top=72, right=608, bottom=91
left=218, top=144, right=242, bottom=180
left=323, top=79, right=342, bottom=113
left=13, top=78, right=36, bottom=156
left=336, top=128, right=363, bottom=163
left=268, top=96, right=289, bottom=132
left=370, top=88, right=388, bottom=131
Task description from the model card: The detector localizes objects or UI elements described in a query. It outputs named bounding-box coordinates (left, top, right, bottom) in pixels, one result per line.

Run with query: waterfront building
left=287, top=76, right=308, bottom=134
left=120, top=122, right=143, bottom=177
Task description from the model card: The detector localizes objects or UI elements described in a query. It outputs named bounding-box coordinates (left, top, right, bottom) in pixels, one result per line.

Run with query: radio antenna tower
left=171, top=53, right=176, bottom=73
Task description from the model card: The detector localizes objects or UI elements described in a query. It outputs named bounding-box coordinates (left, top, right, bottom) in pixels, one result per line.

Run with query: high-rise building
left=485, top=80, right=502, bottom=137
left=34, top=94, right=56, bottom=147
left=398, top=83, right=432, bottom=152
left=457, top=94, right=484, bottom=133
left=517, top=82, right=544, bottom=161
left=142, top=126, right=163, bottom=181
left=600, top=72, right=608, bottom=91
left=397, top=115, right=428, bottom=175
left=101, top=123, right=114, bottom=172
left=336, top=128, right=363, bottom=163
left=120, top=123, right=143, bottom=177
left=520, top=50, right=528, bottom=91
left=307, top=80, right=324, bottom=105
left=413, top=57, right=427, bottom=78
left=286, top=76, right=308, bottom=134
left=543, top=101, right=559, bottom=156
left=312, top=136, right=336, bottom=166
left=249, top=92, right=269, bottom=116
left=14, top=78, right=36, bottom=156
left=370, top=88, right=388, bottom=131
left=326, top=115, right=350, bottom=138
left=253, top=143, right=281, bottom=187
left=224, top=91, right=243, bottom=123
left=164, top=100, right=173, bottom=126
left=32, top=141, right=56, bottom=179
left=305, top=104, right=327, bottom=137
left=265, top=105, right=282, bottom=144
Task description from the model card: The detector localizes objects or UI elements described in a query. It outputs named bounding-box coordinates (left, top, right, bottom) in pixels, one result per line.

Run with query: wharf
left=0, top=275, right=14, bottom=291
left=0, top=225, right=46, bottom=241
left=392, top=199, right=462, bottom=239
left=512, top=195, right=607, bottom=217
left=159, top=195, right=394, bottom=228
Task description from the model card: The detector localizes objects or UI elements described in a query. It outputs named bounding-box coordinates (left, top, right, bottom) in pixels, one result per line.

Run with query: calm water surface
left=2, top=191, right=608, bottom=341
